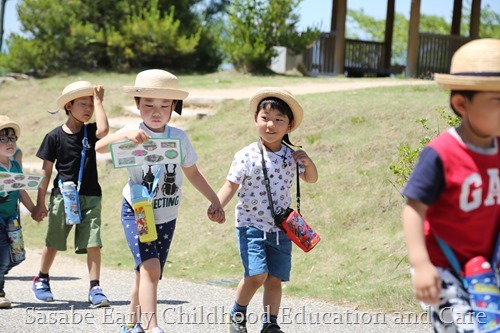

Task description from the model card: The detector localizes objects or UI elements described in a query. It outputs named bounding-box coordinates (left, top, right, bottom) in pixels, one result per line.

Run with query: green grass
left=0, top=71, right=451, bottom=313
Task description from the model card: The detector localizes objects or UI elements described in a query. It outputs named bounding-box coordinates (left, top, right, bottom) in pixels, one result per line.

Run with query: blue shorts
left=121, top=199, right=176, bottom=279
left=237, top=226, right=292, bottom=281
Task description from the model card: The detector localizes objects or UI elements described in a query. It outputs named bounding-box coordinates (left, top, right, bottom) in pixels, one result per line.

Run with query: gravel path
left=1, top=248, right=432, bottom=332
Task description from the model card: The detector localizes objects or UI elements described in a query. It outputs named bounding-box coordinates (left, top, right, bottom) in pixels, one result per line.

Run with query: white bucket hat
left=57, top=81, right=95, bottom=110
left=249, top=87, right=304, bottom=131
left=0, top=115, right=20, bottom=137
left=434, top=38, right=500, bottom=91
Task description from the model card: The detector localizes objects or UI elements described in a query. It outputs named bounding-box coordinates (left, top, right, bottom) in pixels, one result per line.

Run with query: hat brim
left=57, top=86, right=95, bottom=109
left=249, top=88, right=303, bottom=131
left=434, top=74, right=500, bottom=91
left=0, top=121, right=20, bottom=137
left=124, top=87, right=189, bottom=100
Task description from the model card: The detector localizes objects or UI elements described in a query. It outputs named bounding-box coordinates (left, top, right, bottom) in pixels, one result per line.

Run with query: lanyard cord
left=258, top=140, right=301, bottom=217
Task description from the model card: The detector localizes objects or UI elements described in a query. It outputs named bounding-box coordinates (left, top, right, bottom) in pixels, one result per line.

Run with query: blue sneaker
left=88, top=286, right=110, bottom=308
left=32, top=276, right=54, bottom=302
left=120, top=323, right=145, bottom=333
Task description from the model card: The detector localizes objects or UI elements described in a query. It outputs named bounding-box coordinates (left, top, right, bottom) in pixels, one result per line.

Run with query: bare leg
left=39, top=246, right=57, bottom=274
left=127, top=270, right=141, bottom=324
left=138, top=258, right=161, bottom=330
left=235, top=273, right=267, bottom=306
left=86, top=247, right=101, bottom=280
left=263, top=275, right=282, bottom=317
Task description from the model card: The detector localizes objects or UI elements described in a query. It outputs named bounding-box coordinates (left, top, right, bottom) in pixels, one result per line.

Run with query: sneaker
left=88, top=286, right=110, bottom=308
left=32, top=276, right=54, bottom=302
left=261, top=323, right=284, bottom=333
left=149, top=327, right=165, bottom=333
left=228, top=313, right=248, bottom=333
left=0, top=296, right=11, bottom=309
left=120, top=323, right=145, bottom=333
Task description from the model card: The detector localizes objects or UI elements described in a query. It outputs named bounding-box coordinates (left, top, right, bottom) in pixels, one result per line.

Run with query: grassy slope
left=0, top=72, right=450, bottom=313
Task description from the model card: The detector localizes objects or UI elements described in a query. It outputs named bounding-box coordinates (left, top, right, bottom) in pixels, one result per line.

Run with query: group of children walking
left=0, top=67, right=318, bottom=333
left=0, top=37, right=499, bottom=333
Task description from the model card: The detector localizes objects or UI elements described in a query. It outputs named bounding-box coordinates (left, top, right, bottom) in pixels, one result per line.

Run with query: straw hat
left=124, top=69, right=189, bottom=100
left=0, top=116, right=20, bottom=137
left=249, top=87, right=303, bottom=131
left=56, top=81, right=95, bottom=109
left=434, top=38, right=500, bottom=91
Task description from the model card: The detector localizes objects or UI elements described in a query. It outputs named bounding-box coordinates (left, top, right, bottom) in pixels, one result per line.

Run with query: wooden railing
left=302, top=33, right=388, bottom=76
left=302, top=32, right=336, bottom=76
left=417, top=33, right=473, bottom=78
left=344, top=39, right=385, bottom=76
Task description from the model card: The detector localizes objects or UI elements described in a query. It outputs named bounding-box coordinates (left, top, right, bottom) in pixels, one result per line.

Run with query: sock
left=231, top=302, right=247, bottom=321
left=262, top=313, right=278, bottom=324
left=90, top=280, right=100, bottom=289
left=38, top=272, right=49, bottom=279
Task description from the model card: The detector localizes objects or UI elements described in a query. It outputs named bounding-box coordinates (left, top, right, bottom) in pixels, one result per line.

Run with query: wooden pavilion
left=302, top=0, right=483, bottom=78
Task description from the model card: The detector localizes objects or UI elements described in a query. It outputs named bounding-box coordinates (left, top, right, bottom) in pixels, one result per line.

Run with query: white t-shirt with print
left=119, top=123, right=197, bottom=224
left=227, top=141, right=303, bottom=233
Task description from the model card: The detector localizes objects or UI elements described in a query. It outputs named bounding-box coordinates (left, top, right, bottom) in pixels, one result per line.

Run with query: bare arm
left=19, top=190, right=36, bottom=214
left=403, top=198, right=441, bottom=305
left=182, top=164, right=225, bottom=223
left=95, top=129, right=150, bottom=153
left=32, top=160, right=53, bottom=221
left=293, top=150, right=318, bottom=183
left=93, top=85, right=109, bottom=139
left=217, top=180, right=239, bottom=208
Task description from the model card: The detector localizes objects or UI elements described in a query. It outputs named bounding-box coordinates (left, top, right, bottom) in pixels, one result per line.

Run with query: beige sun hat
left=0, top=116, right=20, bottom=137
left=124, top=69, right=189, bottom=100
left=56, top=81, right=95, bottom=110
left=434, top=38, right=500, bottom=91
left=249, top=87, right=303, bottom=131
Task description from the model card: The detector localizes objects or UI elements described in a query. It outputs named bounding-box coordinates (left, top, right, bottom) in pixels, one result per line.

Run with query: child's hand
left=32, top=205, right=48, bottom=222
left=207, top=203, right=225, bottom=224
left=125, top=130, right=150, bottom=144
left=412, top=262, right=441, bottom=305
left=292, top=150, right=313, bottom=167
left=94, top=85, right=104, bottom=104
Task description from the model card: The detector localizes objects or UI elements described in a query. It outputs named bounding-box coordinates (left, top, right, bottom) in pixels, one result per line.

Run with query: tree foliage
left=1, top=0, right=225, bottom=73
left=220, top=0, right=320, bottom=74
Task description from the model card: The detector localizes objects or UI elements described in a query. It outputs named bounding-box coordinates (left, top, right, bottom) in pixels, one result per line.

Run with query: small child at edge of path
left=216, top=87, right=318, bottom=333
left=95, top=69, right=224, bottom=333
left=402, top=38, right=500, bottom=332
left=31, top=81, right=110, bottom=308
left=0, top=116, right=38, bottom=309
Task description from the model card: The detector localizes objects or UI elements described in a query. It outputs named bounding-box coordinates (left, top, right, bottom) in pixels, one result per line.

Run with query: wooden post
left=384, top=0, right=395, bottom=70
left=406, top=0, right=421, bottom=78
left=330, top=0, right=338, bottom=32
left=333, top=0, right=346, bottom=76
left=470, top=0, right=481, bottom=38
left=451, top=0, right=462, bottom=36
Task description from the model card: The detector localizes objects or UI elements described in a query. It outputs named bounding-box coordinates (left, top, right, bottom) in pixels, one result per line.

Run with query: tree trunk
left=0, top=0, right=6, bottom=52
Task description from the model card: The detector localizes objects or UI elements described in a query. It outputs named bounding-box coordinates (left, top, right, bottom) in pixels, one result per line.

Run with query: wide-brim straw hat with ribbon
left=249, top=87, right=303, bottom=131
left=0, top=115, right=20, bottom=137
left=124, top=69, right=189, bottom=114
left=434, top=38, right=500, bottom=91
left=57, top=81, right=95, bottom=110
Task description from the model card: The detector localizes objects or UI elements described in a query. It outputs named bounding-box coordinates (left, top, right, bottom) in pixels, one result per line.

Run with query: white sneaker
left=149, top=327, right=165, bottom=333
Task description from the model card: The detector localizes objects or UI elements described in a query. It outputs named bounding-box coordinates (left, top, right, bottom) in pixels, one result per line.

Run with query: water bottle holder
left=7, top=217, right=25, bottom=264
left=61, top=188, right=81, bottom=225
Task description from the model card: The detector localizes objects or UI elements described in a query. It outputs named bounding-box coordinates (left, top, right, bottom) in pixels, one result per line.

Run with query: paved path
left=2, top=248, right=432, bottom=332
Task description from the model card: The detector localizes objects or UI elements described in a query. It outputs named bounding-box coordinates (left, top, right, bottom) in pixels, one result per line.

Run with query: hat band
left=452, top=72, right=500, bottom=77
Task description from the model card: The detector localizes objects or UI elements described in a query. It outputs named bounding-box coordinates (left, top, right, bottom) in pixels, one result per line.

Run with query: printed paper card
left=109, top=138, right=182, bottom=168
left=0, top=172, right=44, bottom=192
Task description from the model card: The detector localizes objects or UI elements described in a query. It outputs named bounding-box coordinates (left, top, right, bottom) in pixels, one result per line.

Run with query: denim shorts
left=237, top=226, right=292, bottom=281
left=121, top=199, right=176, bottom=279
